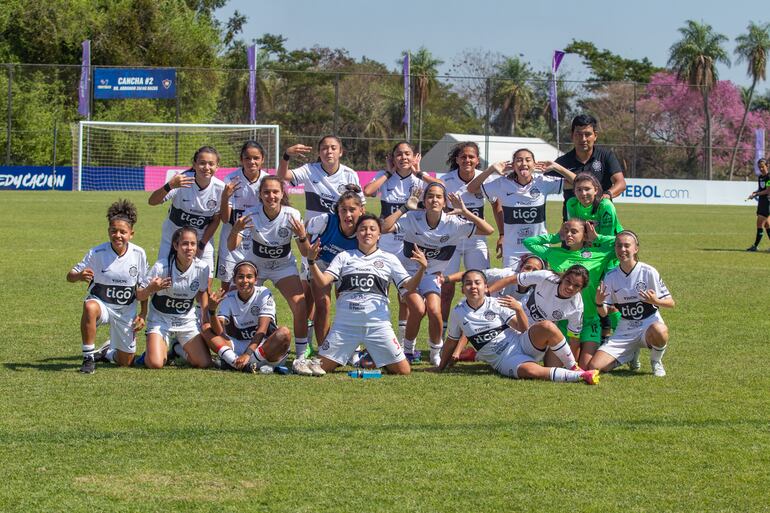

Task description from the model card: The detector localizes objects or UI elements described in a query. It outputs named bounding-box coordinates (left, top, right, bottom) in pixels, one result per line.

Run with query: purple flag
left=78, top=40, right=91, bottom=117
left=402, top=53, right=410, bottom=129
left=549, top=50, right=565, bottom=120
left=247, top=44, right=256, bottom=123
left=755, top=128, right=765, bottom=176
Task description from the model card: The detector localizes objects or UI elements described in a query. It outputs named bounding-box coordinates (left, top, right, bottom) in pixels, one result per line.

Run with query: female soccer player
left=747, top=158, right=770, bottom=251
left=136, top=227, right=212, bottom=369
left=437, top=270, right=599, bottom=384
left=523, top=219, right=616, bottom=368
left=466, top=152, right=575, bottom=267
left=382, top=182, right=495, bottom=365
left=445, top=254, right=546, bottom=300
left=217, top=141, right=269, bottom=286
left=204, top=261, right=295, bottom=373
left=67, top=199, right=148, bottom=373
left=228, top=176, right=310, bottom=366
left=148, top=146, right=225, bottom=285
left=590, top=231, right=675, bottom=377
left=293, top=187, right=365, bottom=344
left=565, top=173, right=623, bottom=236
left=305, top=214, right=428, bottom=374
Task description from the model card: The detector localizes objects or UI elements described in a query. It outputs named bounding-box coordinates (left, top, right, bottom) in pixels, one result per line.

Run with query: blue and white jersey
left=145, top=258, right=209, bottom=325
left=160, top=170, right=225, bottom=241
left=601, top=262, right=670, bottom=324
left=517, top=270, right=583, bottom=334
left=481, top=173, right=562, bottom=259
left=325, top=248, right=410, bottom=326
left=305, top=213, right=358, bottom=265
left=240, top=205, right=301, bottom=265
left=72, top=242, right=148, bottom=313
left=442, top=169, right=495, bottom=244
left=447, top=296, right=517, bottom=362
left=217, top=286, right=277, bottom=343
left=393, top=211, right=475, bottom=274
left=290, top=162, right=364, bottom=221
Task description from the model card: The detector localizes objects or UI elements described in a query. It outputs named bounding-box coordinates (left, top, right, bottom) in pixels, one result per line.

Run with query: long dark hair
left=573, top=172, right=604, bottom=214
left=259, top=175, right=291, bottom=206
left=445, top=142, right=480, bottom=170
left=167, top=226, right=198, bottom=276
left=240, top=140, right=265, bottom=164
left=558, top=264, right=590, bottom=290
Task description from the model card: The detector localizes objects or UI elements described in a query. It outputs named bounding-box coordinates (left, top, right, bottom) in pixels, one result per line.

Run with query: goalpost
left=73, top=121, right=280, bottom=191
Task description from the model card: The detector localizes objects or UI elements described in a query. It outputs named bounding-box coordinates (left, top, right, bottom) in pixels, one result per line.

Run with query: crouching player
left=66, top=199, right=148, bottom=374
left=135, top=227, right=212, bottom=369
left=437, top=270, right=599, bottom=384
left=589, top=230, right=675, bottom=377
left=203, top=260, right=295, bottom=374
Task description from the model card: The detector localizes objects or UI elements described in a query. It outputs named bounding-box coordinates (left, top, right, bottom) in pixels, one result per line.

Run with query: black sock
left=754, top=229, right=763, bottom=247
left=765, top=228, right=770, bottom=240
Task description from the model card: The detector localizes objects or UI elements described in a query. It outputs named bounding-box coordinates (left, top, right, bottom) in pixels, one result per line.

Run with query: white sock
left=429, top=340, right=443, bottom=352
left=295, top=337, right=308, bottom=360
left=650, top=344, right=667, bottom=364
left=217, top=346, right=237, bottom=366
left=404, top=338, right=416, bottom=354
left=82, top=344, right=95, bottom=356
left=398, top=321, right=407, bottom=343
left=550, top=368, right=581, bottom=382
left=551, top=338, right=577, bottom=369
left=105, top=348, right=117, bottom=363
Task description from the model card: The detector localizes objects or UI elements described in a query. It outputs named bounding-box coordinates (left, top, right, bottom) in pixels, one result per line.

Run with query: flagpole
left=554, top=67, right=560, bottom=155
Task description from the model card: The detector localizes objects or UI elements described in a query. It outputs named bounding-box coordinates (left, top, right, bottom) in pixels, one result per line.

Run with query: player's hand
left=496, top=236, right=503, bottom=259
left=488, top=161, right=512, bottom=175
left=80, top=268, right=94, bottom=283
left=233, top=214, right=253, bottom=232
left=223, top=178, right=241, bottom=199
left=149, top=276, right=172, bottom=293
left=286, top=144, right=312, bottom=159
left=410, top=246, right=428, bottom=270
left=446, top=192, right=466, bottom=215
left=307, top=240, right=321, bottom=260
left=585, top=220, right=598, bottom=243
left=288, top=217, right=307, bottom=239
left=168, top=173, right=195, bottom=190
left=233, top=353, right=250, bottom=370
left=639, top=289, right=657, bottom=305
left=208, top=288, right=227, bottom=309
left=596, top=282, right=607, bottom=305
left=411, top=153, right=422, bottom=175
left=385, top=153, right=395, bottom=173
left=497, top=295, right=521, bottom=310
left=132, top=315, right=146, bottom=332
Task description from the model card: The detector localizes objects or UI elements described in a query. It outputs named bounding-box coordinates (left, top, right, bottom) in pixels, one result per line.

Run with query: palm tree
left=668, top=20, right=730, bottom=180
left=408, top=47, right=443, bottom=153
left=491, top=57, right=534, bottom=136
left=729, top=22, right=770, bottom=179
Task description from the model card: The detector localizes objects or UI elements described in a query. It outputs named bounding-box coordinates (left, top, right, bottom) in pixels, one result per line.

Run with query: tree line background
left=1, top=0, right=769, bottom=179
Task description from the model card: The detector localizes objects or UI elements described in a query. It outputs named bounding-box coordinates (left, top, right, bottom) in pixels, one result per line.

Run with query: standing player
left=204, top=261, right=296, bottom=373
left=217, top=141, right=269, bottom=287
left=305, top=214, right=429, bottom=375
left=467, top=151, right=575, bottom=267
left=136, top=227, right=212, bottom=369
left=66, top=199, right=148, bottom=373
left=382, top=183, right=495, bottom=365
left=227, top=176, right=310, bottom=369
left=437, top=270, right=599, bottom=384
left=590, top=231, right=675, bottom=377
left=746, top=158, right=770, bottom=251
left=148, top=146, right=225, bottom=286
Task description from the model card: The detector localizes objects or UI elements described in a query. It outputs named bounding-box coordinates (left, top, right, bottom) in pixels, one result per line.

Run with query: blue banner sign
left=0, top=166, right=73, bottom=190
left=94, top=68, right=176, bottom=99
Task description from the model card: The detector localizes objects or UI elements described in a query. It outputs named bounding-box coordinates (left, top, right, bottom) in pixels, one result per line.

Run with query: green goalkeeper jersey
left=523, top=233, right=616, bottom=319
left=565, top=197, right=623, bottom=236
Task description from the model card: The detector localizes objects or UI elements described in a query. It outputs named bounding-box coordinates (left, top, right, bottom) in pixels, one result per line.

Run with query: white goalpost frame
left=76, top=121, right=281, bottom=191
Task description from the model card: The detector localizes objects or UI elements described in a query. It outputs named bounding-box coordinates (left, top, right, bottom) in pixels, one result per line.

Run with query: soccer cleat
left=307, top=358, right=326, bottom=376
left=579, top=369, right=600, bottom=385
left=458, top=347, right=477, bottom=362
left=292, top=358, right=314, bottom=376
left=166, top=341, right=180, bottom=367
left=569, top=364, right=583, bottom=372
left=651, top=361, right=666, bottom=377
left=746, top=245, right=758, bottom=252
left=404, top=350, right=422, bottom=364
left=93, top=341, right=111, bottom=362
left=134, top=352, right=146, bottom=367
left=628, top=349, right=641, bottom=371
left=79, top=355, right=96, bottom=374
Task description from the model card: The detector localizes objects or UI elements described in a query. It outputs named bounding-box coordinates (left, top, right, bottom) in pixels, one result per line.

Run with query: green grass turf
left=1, top=191, right=769, bottom=512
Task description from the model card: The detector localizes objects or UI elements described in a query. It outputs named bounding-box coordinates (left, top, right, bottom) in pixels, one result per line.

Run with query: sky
left=217, top=0, right=767, bottom=90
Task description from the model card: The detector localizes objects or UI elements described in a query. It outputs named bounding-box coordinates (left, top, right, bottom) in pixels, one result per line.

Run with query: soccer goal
left=72, top=121, right=280, bottom=191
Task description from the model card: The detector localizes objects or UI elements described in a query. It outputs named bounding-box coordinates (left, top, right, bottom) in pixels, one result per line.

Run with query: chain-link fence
left=0, top=63, right=764, bottom=180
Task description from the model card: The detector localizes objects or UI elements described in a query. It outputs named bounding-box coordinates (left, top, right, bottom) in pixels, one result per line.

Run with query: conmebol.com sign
left=615, top=179, right=754, bottom=206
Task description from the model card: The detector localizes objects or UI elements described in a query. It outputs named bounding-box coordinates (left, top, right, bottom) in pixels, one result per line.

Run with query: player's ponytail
left=106, top=199, right=138, bottom=227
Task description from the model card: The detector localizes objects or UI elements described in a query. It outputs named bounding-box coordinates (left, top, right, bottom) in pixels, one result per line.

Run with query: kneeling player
left=203, top=261, right=295, bottom=374
left=136, top=227, right=212, bottom=369
left=590, top=231, right=675, bottom=377
left=66, top=199, right=148, bottom=373
left=437, top=270, right=599, bottom=384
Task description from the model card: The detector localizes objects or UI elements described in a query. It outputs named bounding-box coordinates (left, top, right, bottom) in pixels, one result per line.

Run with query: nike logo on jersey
left=311, top=180, right=320, bottom=184
left=101, top=268, right=110, bottom=273
left=181, top=199, right=190, bottom=202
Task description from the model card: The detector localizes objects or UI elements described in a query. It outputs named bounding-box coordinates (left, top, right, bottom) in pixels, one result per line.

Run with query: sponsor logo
left=106, top=287, right=133, bottom=305
left=265, top=296, right=274, bottom=306
left=620, top=302, right=645, bottom=320
left=256, top=244, right=287, bottom=259
left=163, top=297, right=192, bottom=314
left=511, top=208, right=539, bottom=223
left=350, top=275, right=376, bottom=292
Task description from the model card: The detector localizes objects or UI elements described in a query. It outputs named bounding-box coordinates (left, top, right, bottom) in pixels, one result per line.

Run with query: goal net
left=72, top=122, right=280, bottom=191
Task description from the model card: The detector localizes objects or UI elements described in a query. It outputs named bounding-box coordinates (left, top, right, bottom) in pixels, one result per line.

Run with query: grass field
left=1, top=191, right=770, bottom=512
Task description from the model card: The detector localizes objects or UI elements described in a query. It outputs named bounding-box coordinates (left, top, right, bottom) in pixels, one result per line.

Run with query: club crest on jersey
left=129, top=266, right=138, bottom=277
left=278, top=227, right=290, bottom=238
left=520, top=227, right=533, bottom=237
left=440, top=235, right=450, bottom=243
left=529, top=187, right=541, bottom=199
left=552, top=309, right=564, bottom=320
left=591, top=160, right=602, bottom=172
left=475, top=192, right=483, bottom=199
left=338, top=184, right=350, bottom=194
left=250, top=305, right=260, bottom=316
left=218, top=264, right=227, bottom=275
left=321, top=340, right=330, bottom=350
left=190, top=279, right=200, bottom=291
left=206, top=199, right=217, bottom=209
left=635, top=281, right=647, bottom=293
left=373, top=260, right=384, bottom=269
left=483, top=310, right=496, bottom=321
left=581, top=251, right=592, bottom=258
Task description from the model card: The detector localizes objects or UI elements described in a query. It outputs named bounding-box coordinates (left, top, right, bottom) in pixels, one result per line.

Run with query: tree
left=729, top=22, right=770, bottom=178
left=668, top=20, right=731, bottom=180
left=490, top=57, right=534, bottom=136
left=448, top=48, right=505, bottom=117
left=407, top=47, right=443, bottom=153
left=565, top=40, right=662, bottom=83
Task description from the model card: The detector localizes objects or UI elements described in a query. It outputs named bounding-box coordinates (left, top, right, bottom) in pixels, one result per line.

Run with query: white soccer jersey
left=373, top=170, right=423, bottom=253
left=72, top=242, right=148, bottom=313
left=442, top=169, right=495, bottom=243
left=393, top=211, right=475, bottom=274
left=325, top=248, right=410, bottom=326
left=146, top=258, right=209, bottom=325
left=517, top=270, right=583, bottom=334
left=602, top=262, right=670, bottom=325
left=290, top=162, right=365, bottom=221
left=240, top=205, right=301, bottom=265
left=217, top=286, right=277, bottom=343
left=219, top=169, right=268, bottom=250
left=482, top=173, right=563, bottom=260
left=447, top=296, right=517, bottom=363
left=160, top=171, right=226, bottom=241
left=485, top=267, right=530, bottom=300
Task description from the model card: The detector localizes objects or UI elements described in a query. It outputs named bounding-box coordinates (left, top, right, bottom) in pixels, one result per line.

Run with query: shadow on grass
left=410, top=363, right=493, bottom=375
left=5, top=356, right=84, bottom=372
left=701, top=248, right=760, bottom=253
